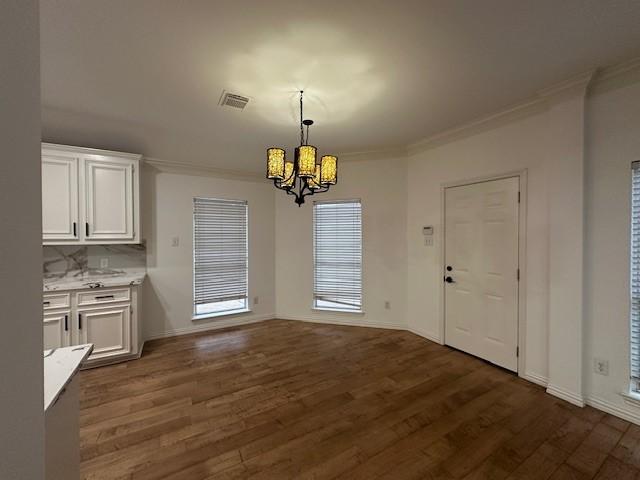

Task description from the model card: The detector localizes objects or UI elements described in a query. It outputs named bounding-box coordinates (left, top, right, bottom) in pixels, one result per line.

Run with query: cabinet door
left=43, top=311, right=71, bottom=350
left=42, top=155, right=79, bottom=242
left=77, top=305, right=131, bottom=361
left=84, top=158, right=135, bottom=241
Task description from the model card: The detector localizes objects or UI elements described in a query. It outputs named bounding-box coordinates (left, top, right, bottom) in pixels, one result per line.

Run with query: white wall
left=584, top=73, right=640, bottom=421
left=407, top=109, right=553, bottom=384
left=0, top=1, right=45, bottom=478
left=275, top=156, right=408, bottom=329
left=142, top=168, right=275, bottom=339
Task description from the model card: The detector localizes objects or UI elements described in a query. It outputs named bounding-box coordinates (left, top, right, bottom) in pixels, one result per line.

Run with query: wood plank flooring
left=79, top=319, right=640, bottom=479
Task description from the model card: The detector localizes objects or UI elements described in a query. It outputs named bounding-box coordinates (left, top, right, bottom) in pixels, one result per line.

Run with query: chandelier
left=266, top=91, right=338, bottom=206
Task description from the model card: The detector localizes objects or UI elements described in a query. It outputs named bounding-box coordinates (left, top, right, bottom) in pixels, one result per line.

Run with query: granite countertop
left=43, top=272, right=146, bottom=292
left=44, top=344, right=93, bottom=411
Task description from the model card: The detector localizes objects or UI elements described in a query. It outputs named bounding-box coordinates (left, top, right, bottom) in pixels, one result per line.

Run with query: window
left=193, top=198, right=248, bottom=318
left=631, top=162, right=640, bottom=391
left=313, top=200, right=362, bottom=312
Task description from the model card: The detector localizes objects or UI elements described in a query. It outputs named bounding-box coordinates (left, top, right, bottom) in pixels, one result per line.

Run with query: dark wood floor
left=79, top=320, right=640, bottom=480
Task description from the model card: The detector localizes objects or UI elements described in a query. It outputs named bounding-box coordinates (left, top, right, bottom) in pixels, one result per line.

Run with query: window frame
left=312, top=199, right=364, bottom=314
left=631, top=162, right=640, bottom=392
left=192, top=197, right=249, bottom=320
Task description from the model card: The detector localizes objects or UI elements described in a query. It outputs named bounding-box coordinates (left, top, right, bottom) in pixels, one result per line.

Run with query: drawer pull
left=95, top=295, right=115, bottom=300
left=85, top=222, right=90, bottom=237
left=43, top=301, right=51, bottom=306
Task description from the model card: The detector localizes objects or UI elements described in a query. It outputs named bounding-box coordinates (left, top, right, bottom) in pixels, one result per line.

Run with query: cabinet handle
left=64, top=314, right=68, bottom=332
left=85, top=222, right=90, bottom=237
left=73, top=222, right=77, bottom=237
left=95, top=295, right=115, bottom=300
left=78, top=313, right=82, bottom=330
left=43, top=301, right=50, bottom=306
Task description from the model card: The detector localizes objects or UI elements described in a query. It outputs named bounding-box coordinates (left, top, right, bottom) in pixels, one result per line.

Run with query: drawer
left=43, top=293, right=71, bottom=310
left=77, top=288, right=130, bottom=306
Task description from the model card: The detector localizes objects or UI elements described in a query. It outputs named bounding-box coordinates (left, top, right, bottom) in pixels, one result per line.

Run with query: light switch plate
left=594, top=358, right=609, bottom=376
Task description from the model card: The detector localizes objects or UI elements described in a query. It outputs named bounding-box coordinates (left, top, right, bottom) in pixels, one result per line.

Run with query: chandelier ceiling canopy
left=266, top=91, right=338, bottom=206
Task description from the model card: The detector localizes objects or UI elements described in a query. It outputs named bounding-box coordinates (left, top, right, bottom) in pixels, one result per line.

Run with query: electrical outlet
left=425, top=237, right=434, bottom=246
left=253, top=296, right=259, bottom=305
left=171, top=236, right=180, bottom=247
left=384, top=300, right=391, bottom=310
left=594, top=358, right=609, bottom=376
left=100, top=258, right=109, bottom=269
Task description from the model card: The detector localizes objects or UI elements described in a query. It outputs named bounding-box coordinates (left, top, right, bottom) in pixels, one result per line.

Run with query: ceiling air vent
left=219, top=91, right=250, bottom=110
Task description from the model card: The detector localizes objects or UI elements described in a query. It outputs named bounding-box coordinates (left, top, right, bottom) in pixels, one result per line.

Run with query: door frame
left=439, top=169, right=528, bottom=376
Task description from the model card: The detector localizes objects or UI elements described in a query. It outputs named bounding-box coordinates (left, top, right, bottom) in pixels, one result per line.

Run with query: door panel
left=85, top=159, right=134, bottom=241
left=42, top=155, right=79, bottom=242
left=43, top=311, right=71, bottom=350
left=77, top=305, right=131, bottom=360
left=444, top=177, right=519, bottom=371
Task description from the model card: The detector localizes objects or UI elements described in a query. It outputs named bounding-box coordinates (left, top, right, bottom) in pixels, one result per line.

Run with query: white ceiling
left=41, top=0, right=640, bottom=173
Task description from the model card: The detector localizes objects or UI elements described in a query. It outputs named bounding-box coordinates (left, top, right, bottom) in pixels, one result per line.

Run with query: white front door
left=84, top=158, right=134, bottom=241
left=42, top=155, right=79, bottom=242
left=444, top=177, right=519, bottom=371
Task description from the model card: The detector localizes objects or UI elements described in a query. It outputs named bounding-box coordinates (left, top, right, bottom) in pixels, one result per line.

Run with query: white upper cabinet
left=84, top=158, right=135, bottom=241
left=42, top=154, right=79, bottom=242
left=42, top=144, right=141, bottom=245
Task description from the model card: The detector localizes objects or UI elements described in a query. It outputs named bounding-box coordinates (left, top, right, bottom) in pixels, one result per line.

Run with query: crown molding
left=338, top=147, right=408, bottom=162
left=595, top=55, right=640, bottom=84
left=407, top=98, right=546, bottom=156
left=144, top=157, right=266, bottom=182
left=407, top=69, right=599, bottom=156
left=41, top=142, right=142, bottom=161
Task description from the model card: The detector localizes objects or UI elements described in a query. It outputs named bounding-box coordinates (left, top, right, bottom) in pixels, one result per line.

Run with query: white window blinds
left=313, top=200, right=362, bottom=312
left=631, top=162, right=640, bottom=389
left=193, top=198, right=248, bottom=316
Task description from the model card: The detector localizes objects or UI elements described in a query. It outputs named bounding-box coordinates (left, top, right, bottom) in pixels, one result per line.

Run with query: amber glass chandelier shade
left=297, top=145, right=317, bottom=177
left=309, top=165, right=322, bottom=189
left=266, top=148, right=285, bottom=179
left=320, top=155, right=338, bottom=185
left=281, top=162, right=295, bottom=187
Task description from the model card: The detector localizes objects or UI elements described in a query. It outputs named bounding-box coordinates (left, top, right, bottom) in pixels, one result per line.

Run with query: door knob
left=445, top=276, right=455, bottom=283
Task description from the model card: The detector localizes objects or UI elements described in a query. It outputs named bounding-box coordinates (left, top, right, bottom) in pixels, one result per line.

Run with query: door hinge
left=130, top=306, right=133, bottom=314
left=516, top=346, right=519, bottom=357
left=517, top=269, right=520, bottom=281
left=518, top=191, right=521, bottom=203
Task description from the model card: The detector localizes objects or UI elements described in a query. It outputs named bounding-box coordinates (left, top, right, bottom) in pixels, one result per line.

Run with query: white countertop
left=43, top=272, right=146, bottom=292
left=44, top=344, right=93, bottom=411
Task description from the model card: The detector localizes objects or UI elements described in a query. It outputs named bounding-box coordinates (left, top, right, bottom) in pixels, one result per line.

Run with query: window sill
left=312, top=307, right=365, bottom=315
left=621, top=390, right=640, bottom=408
left=192, top=308, right=251, bottom=321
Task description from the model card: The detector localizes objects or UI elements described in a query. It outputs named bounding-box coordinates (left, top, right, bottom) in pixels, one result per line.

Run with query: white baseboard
left=407, top=326, right=443, bottom=344
left=522, top=371, right=549, bottom=387
left=276, top=314, right=406, bottom=330
left=144, top=313, right=275, bottom=341
left=587, top=395, right=640, bottom=426
left=546, top=384, right=585, bottom=407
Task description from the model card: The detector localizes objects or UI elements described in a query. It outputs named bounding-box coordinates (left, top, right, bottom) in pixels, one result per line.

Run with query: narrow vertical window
left=313, top=200, right=362, bottom=312
left=631, top=162, right=640, bottom=391
left=193, top=198, right=248, bottom=317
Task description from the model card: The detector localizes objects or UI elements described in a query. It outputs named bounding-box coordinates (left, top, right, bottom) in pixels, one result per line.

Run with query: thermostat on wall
left=423, top=226, right=434, bottom=246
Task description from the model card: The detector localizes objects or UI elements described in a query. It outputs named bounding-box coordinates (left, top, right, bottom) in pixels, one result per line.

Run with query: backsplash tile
left=43, top=244, right=146, bottom=281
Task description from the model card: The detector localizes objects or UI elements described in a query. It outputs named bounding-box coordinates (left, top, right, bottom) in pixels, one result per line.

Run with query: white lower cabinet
left=43, top=311, right=71, bottom=350
left=77, top=305, right=131, bottom=361
left=43, top=285, right=141, bottom=367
